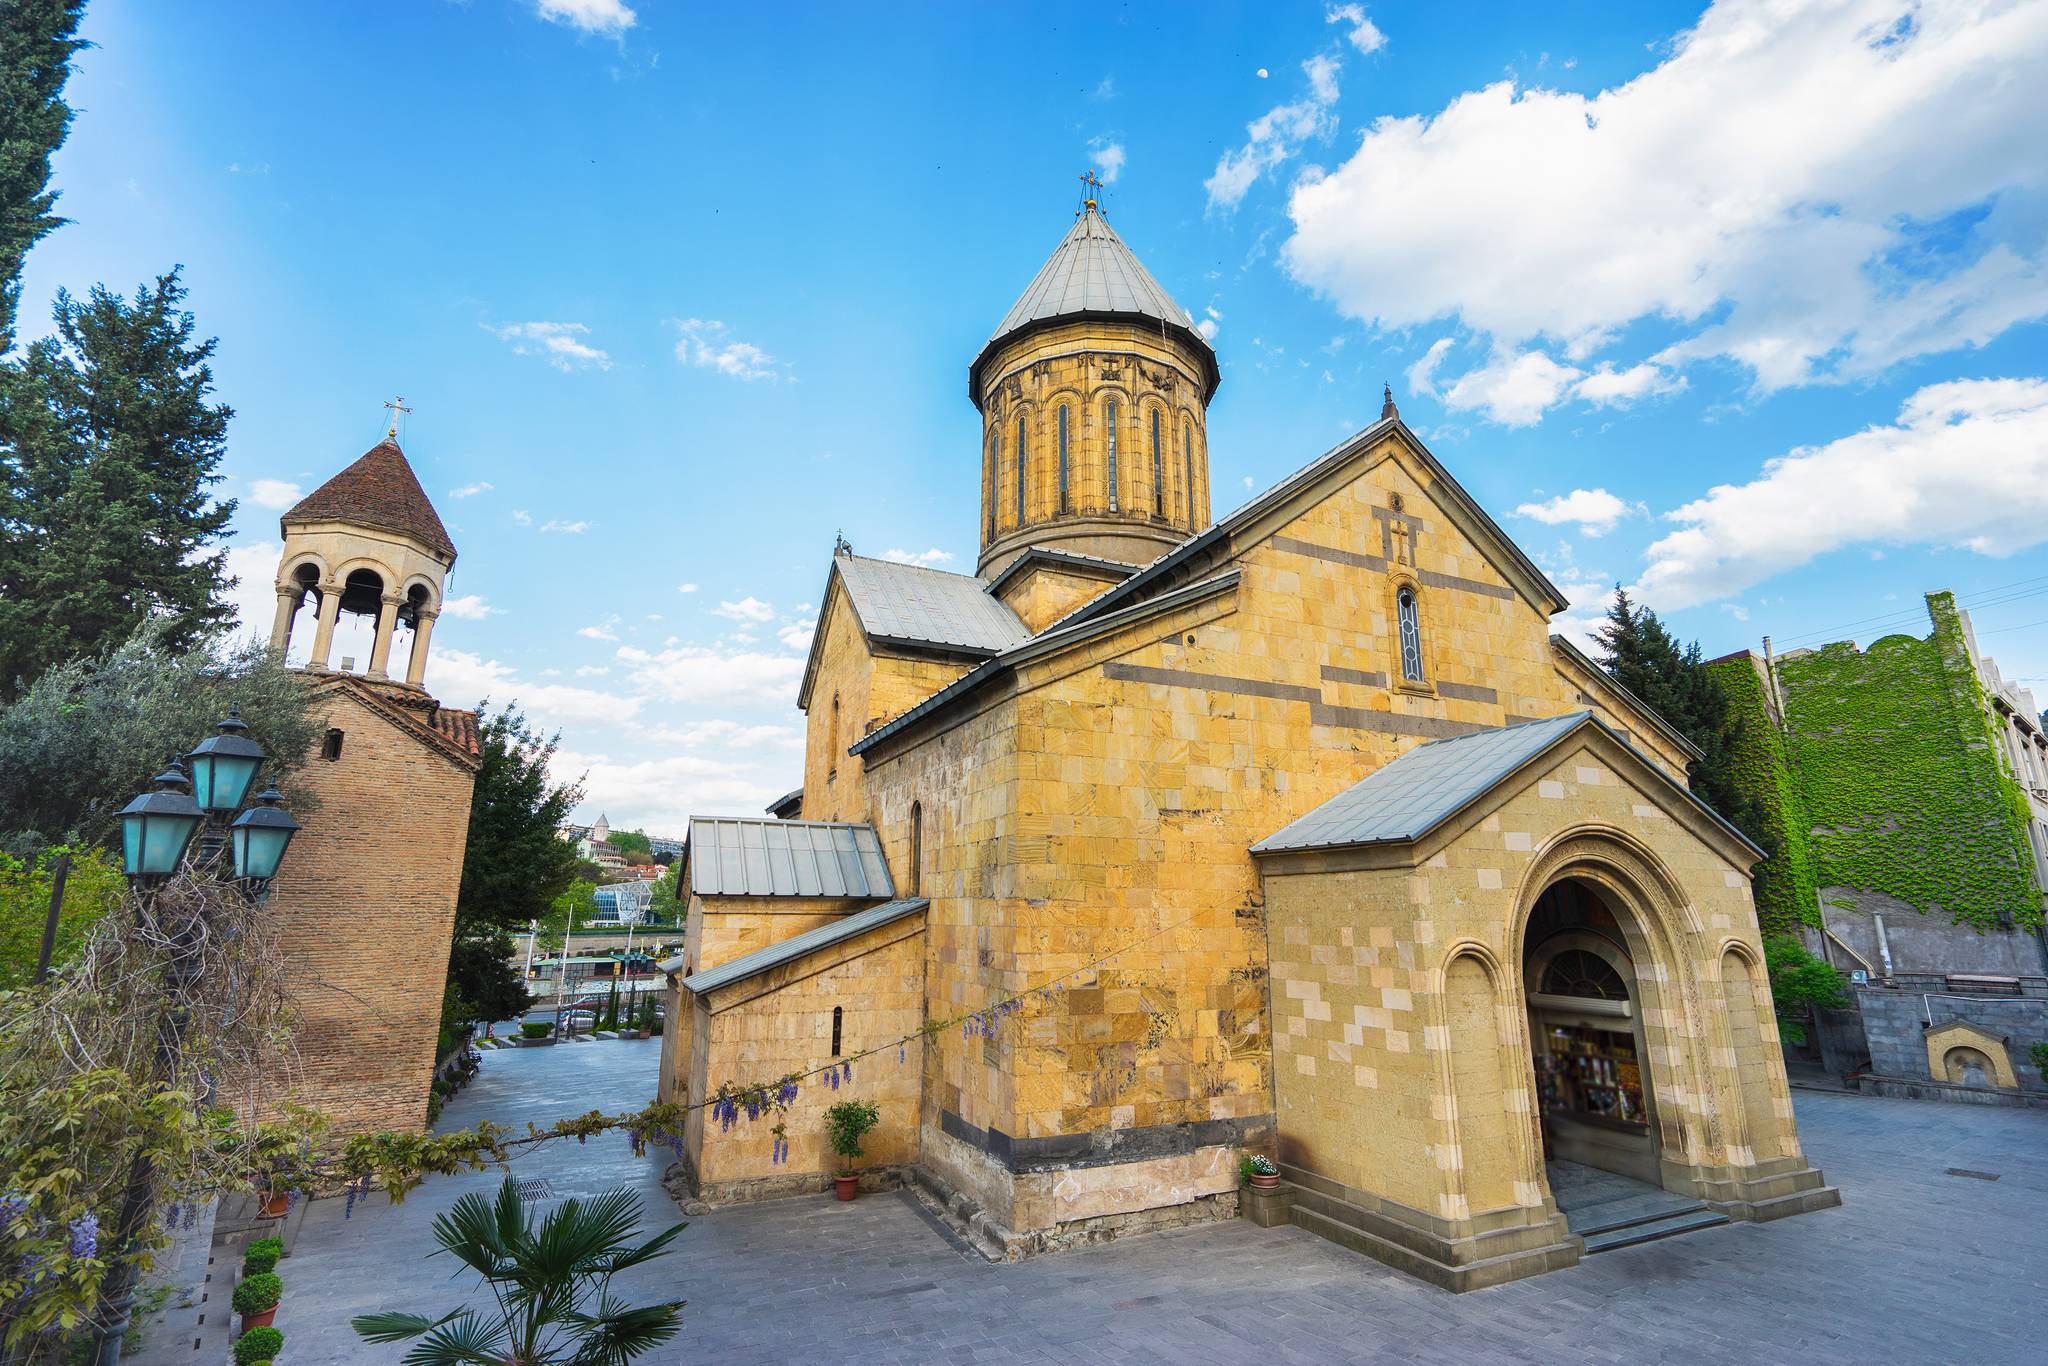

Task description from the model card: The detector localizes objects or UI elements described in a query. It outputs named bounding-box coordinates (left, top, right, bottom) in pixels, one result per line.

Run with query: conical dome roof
left=281, top=438, right=456, bottom=565
left=970, top=204, right=1218, bottom=405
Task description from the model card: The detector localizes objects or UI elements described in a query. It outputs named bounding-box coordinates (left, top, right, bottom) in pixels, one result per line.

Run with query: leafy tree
left=0, top=0, right=85, bottom=352
left=1595, top=587, right=1760, bottom=836
left=536, top=879, right=597, bottom=942
left=446, top=706, right=584, bottom=1027
left=0, top=844, right=121, bottom=989
left=1763, top=935, right=1848, bottom=1046
left=0, top=271, right=239, bottom=696
left=351, top=1176, right=684, bottom=1365
left=609, top=828, right=652, bottom=861
left=647, top=862, right=682, bottom=925
left=0, top=622, right=317, bottom=854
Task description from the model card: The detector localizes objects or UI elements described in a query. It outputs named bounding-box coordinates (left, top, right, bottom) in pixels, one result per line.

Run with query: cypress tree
left=0, top=0, right=86, bottom=352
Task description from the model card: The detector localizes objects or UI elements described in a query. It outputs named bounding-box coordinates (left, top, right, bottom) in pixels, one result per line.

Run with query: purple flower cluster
left=67, top=1214, right=97, bottom=1259
left=770, top=1135, right=788, bottom=1165
left=776, top=1080, right=799, bottom=1106
left=0, top=1195, right=27, bottom=1233
left=342, top=1173, right=372, bottom=1220
left=712, top=1095, right=740, bottom=1131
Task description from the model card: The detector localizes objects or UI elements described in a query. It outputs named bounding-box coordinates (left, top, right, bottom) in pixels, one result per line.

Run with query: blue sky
left=21, top=0, right=2048, bottom=833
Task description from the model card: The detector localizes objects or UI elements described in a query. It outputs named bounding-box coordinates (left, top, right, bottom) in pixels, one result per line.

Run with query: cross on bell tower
left=1079, top=169, right=1104, bottom=213
left=383, top=395, right=413, bottom=439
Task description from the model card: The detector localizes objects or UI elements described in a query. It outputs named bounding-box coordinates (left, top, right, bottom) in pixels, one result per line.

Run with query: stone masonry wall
left=264, top=686, right=474, bottom=1135
left=1858, top=986, right=2048, bottom=1092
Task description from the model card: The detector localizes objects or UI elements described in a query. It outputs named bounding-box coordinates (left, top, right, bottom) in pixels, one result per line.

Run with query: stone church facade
left=659, top=199, right=1837, bottom=1287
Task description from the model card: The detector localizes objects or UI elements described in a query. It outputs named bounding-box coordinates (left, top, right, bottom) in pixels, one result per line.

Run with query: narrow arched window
left=1057, top=406, right=1070, bottom=513
left=1150, top=409, right=1164, bottom=517
left=322, top=728, right=345, bottom=761
left=1106, top=399, right=1120, bottom=512
left=908, top=800, right=922, bottom=896
left=829, top=693, right=841, bottom=780
left=1016, top=415, right=1028, bottom=524
left=986, top=431, right=997, bottom=540
left=1183, top=419, right=1195, bottom=522
left=831, top=1005, right=843, bottom=1056
left=1397, top=586, right=1424, bottom=683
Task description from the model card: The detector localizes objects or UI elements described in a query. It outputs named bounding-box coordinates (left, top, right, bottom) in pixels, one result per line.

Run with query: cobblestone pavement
left=272, top=1037, right=2046, bottom=1365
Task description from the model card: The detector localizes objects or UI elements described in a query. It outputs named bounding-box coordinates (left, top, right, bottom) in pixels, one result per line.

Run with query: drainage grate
left=514, top=1178, right=554, bottom=1200
left=1945, top=1168, right=2000, bottom=1181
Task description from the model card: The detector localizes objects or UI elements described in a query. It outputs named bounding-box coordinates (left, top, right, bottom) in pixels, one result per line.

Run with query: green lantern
left=229, top=786, right=301, bottom=882
left=187, top=706, right=268, bottom=813
left=118, top=763, right=204, bottom=879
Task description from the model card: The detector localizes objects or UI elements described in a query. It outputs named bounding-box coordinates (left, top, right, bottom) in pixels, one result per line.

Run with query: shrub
left=231, top=1271, right=281, bottom=1315
left=242, top=1236, right=282, bottom=1277
left=232, top=1325, right=283, bottom=1364
left=1238, top=1154, right=1278, bottom=1183
left=824, top=1100, right=880, bottom=1175
left=520, top=1021, right=552, bottom=1039
left=2031, top=1040, right=2048, bottom=1083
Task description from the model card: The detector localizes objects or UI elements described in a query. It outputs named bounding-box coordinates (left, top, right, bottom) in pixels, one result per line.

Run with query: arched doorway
left=1522, top=877, right=1662, bottom=1189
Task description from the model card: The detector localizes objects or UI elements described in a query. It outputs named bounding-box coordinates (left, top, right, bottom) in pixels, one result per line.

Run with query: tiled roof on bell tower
left=281, top=438, right=457, bottom=565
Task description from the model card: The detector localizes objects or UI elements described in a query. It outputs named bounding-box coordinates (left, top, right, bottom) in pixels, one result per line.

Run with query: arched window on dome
left=1183, top=419, right=1194, bottom=522
left=985, top=430, right=997, bottom=541
left=1150, top=409, right=1164, bottom=517
left=1057, top=406, right=1070, bottom=514
left=1396, top=586, right=1425, bottom=683
left=1016, top=415, right=1028, bottom=524
left=1105, top=399, right=1120, bottom=512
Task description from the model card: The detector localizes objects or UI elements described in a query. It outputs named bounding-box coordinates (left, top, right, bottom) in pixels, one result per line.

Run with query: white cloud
left=440, top=593, right=497, bottom=620
left=541, top=519, right=591, bottom=534
left=1089, top=139, right=1127, bottom=185
left=430, top=648, right=644, bottom=726
left=672, top=318, right=783, bottom=381
left=653, top=719, right=802, bottom=750
left=777, top=622, right=815, bottom=652
left=1514, top=488, right=1634, bottom=536
left=618, top=642, right=807, bottom=708
left=578, top=615, right=622, bottom=641
left=1573, top=362, right=1684, bottom=407
left=1636, top=377, right=2048, bottom=609
left=449, top=481, right=495, bottom=499
left=575, top=664, right=611, bottom=677
left=1438, top=348, right=1582, bottom=427
left=484, top=321, right=611, bottom=372
left=512, top=510, right=533, bottom=526
left=1206, top=50, right=1346, bottom=210
left=553, top=746, right=785, bottom=834
left=221, top=540, right=283, bottom=644
left=676, top=582, right=699, bottom=594
left=712, top=596, right=775, bottom=622
left=1284, top=0, right=2048, bottom=421
left=533, top=0, right=636, bottom=37
left=879, top=547, right=955, bottom=568
left=247, top=479, right=302, bottom=510
left=1326, top=4, right=1387, bottom=55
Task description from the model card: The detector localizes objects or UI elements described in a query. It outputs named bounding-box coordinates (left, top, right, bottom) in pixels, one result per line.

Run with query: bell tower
left=268, top=412, right=457, bottom=690
left=970, top=183, right=1220, bottom=578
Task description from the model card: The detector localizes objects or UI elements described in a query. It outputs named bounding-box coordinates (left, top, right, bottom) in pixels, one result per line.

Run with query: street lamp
left=117, top=762, right=204, bottom=881
left=186, top=705, right=267, bottom=814
left=229, top=785, right=300, bottom=883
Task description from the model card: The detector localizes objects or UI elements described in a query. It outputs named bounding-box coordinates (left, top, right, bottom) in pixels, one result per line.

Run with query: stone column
left=404, top=609, right=438, bottom=688
left=307, top=581, right=342, bottom=671
left=268, top=586, right=299, bottom=656
left=367, top=592, right=403, bottom=679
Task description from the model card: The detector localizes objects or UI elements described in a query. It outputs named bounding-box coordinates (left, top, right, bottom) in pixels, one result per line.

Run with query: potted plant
left=518, top=1020, right=556, bottom=1047
left=1239, top=1154, right=1280, bottom=1190
left=233, top=1269, right=282, bottom=1331
left=232, top=1325, right=282, bottom=1365
left=243, top=1236, right=283, bottom=1277
left=824, top=1100, right=880, bottom=1201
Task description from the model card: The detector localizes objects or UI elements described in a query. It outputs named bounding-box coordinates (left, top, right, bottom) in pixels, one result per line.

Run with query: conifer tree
left=0, top=271, right=238, bottom=696
left=1595, top=587, right=1760, bottom=836
left=0, top=0, right=86, bottom=352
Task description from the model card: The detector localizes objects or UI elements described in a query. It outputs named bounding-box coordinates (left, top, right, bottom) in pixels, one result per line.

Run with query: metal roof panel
left=835, top=554, right=1032, bottom=655
left=682, top=898, right=929, bottom=995
left=687, top=817, right=895, bottom=898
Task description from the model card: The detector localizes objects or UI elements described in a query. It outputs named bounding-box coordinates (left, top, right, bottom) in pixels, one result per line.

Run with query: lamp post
left=91, top=712, right=299, bottom=1366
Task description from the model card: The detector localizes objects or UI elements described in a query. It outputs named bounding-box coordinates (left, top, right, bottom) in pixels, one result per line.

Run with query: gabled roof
left=969, top=205, right=1219, bottom=405
left=1550, top=634, right=1703, bottom=762
left=982, top=545, right=1139, bottom=600
left=798, top=553, right=1032, bottom=709
left=282, top=439, right=457, bottom=564
left=765, top=788, right=804, bottom=819
left=1251, top=711, right=1761, bottom=858
left=310, top=675, right=481, bottom=772
left=686, top=816, right=894, bottom=898
left=678, top=897, right=928, bottom=995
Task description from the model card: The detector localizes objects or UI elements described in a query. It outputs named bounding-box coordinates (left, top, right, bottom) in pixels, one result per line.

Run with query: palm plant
left=351, top=1176, right=685, bottom=1365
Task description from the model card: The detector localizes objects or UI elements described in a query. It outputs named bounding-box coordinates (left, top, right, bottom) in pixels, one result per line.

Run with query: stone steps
left=1576, top=1204, right=1729, bottom=1254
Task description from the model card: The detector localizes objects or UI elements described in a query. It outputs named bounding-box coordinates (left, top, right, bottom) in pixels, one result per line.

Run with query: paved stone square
left=266, top=1038, right=2045, bottom=1365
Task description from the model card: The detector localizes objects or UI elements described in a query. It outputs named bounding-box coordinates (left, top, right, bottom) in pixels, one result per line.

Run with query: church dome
left=969, top=203, right=1219, bottom=408
left=281, top=438, right=456, bottom=566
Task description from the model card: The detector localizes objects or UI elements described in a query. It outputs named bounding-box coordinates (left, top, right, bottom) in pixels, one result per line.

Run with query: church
left=657, top=193, right=1838, bottom=1289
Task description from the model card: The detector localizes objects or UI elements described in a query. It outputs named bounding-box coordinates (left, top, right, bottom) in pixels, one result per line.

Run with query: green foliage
left=242, top=1238, right=282, bottom=1278
left=230, top=1271, right=281, bottom=1316
left=519, top=1021, right=552, bottom=1040
left=0, top=0, right=85, bottom=351
left=1763, top=936, right=1848, bottom=1044
left=635, top=995, right=656, bottom=1033
left=232, top=1325, right=282, bottom=1365
left=445, top=928, right=530, bottom=1029
left=608, top=828, right=653, bottom=861
left=0, top=270, right=239, bottom=697
left=602, top=980, right=620, bottom=1032
left=0, top=623, right=317, bottom=853
left=350, top=1176, right=685, bottom=1366
left=0, top=844, right=121, bottom=988
left=536, top=879, right=597, bottom=942
left=2030, top=1041, right=2048, bottom=1083
left=1770, top=595, right=2040, bottom=931
left=647, top=862, right=682, bottom=924
left=1238, top=1153, right=1277, bottom=1182
left=823, top=1100, right=880, bottom=1172
left=1595, top=588, right=1762, bottom=837
left=1706, top=657, right=1820, bottom=934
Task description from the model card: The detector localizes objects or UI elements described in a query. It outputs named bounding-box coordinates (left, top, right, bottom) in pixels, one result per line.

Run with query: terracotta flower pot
left=1249, top=1172, right=1280, bottom=1190
left=833, top=1174, right=859, bottom=1202
left=257, top=1191, right=289, bottom=1218
left=240, top=1307, right=277, bottom=1332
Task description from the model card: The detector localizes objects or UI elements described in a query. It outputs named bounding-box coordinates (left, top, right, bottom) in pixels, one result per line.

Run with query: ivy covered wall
left=1707, top=654, right=1816, bottom=936
left=1718, top=592, right=2041, bottom=936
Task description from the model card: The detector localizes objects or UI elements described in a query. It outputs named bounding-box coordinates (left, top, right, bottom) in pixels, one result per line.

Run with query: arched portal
left=1522, top=876, right=1665, bottom=1189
